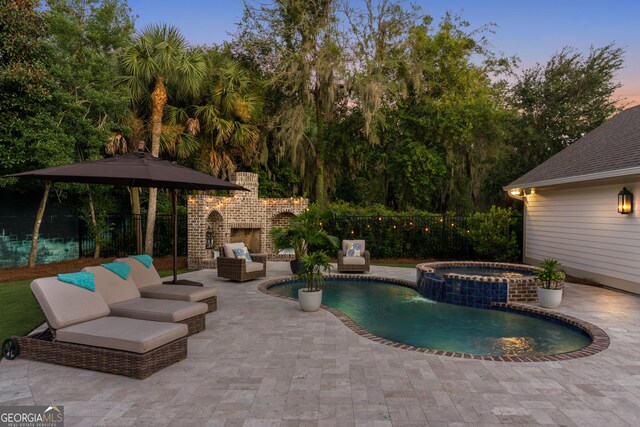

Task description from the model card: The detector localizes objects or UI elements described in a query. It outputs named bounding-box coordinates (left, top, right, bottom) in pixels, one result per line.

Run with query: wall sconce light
left=618, top=187, right=633, bottom=214
left=508, top=188, right=532, bottom=201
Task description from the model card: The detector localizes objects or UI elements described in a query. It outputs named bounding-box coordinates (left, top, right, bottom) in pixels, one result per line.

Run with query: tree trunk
left=145, top=192, right=157, bottom=256
left=87, top=191, right=100, bottom=259
left=144, top=77, right=167, bottom=256
left=129, top=187, right=143, bottom=254
left=315, top=157, right=327, bottom=207
left=28, top=181, right=51, bottom=268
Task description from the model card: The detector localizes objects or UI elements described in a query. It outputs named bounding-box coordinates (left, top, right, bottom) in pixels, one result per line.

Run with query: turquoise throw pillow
left=58, top=272, right=95, bottom=292
left=232, top=247, right=253, bottom=261
left=129, top=254, right=153, bottom=268
left=101, top=262, right=131, bottom=280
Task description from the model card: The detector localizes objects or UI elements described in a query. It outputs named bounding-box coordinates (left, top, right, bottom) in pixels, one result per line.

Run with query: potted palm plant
left=536, top=258, right=565, bottom=308
left=297, top=251, right=332, bottom=312
left=269, top=211, right=338, bottom=274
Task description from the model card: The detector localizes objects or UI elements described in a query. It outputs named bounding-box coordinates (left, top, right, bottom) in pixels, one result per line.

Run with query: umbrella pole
left=163, top=188, right=203, bottom=287
left=172, top=188, right=178, bottom=284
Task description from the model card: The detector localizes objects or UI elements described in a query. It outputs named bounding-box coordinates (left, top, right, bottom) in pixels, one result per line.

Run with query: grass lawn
left=0, top=279, right=42, bottom=346
left=0, top=268, right=188, bottom=348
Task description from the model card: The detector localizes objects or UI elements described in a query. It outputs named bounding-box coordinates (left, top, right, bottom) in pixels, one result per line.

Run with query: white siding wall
left=524, top=181, right=640, bottom=293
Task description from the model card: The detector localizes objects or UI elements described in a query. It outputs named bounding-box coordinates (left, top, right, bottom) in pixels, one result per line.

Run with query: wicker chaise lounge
left=115, top=257, right=218, bottom=313
left=337, top=239, right=370, bottom=273
left=82, top=265, right=208, bottom=335
left=217, top=242, right=267, bottom=282
left=2, top=277, right=188, bottom=379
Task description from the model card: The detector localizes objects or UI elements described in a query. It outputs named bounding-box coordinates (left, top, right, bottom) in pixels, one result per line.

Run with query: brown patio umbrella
left=5, top=151, right=248, bottom=283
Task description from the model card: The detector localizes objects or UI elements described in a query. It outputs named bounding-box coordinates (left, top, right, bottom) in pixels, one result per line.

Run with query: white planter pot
left=537, top=287, right=563, bottom=309
left=298, top=289, right=322, bottom=312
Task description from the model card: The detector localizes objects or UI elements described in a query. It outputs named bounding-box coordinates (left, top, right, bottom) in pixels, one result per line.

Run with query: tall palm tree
left=165, top=51, right=261, bottom=178
left=119, top=23, right=205, bottom=255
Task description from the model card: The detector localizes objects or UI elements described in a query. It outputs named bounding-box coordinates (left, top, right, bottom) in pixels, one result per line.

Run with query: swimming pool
left=265, top=277, right=597, bottom=359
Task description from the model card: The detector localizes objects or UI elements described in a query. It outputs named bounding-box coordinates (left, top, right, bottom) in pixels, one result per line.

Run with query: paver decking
left=2, top=262, right=640, bottom=426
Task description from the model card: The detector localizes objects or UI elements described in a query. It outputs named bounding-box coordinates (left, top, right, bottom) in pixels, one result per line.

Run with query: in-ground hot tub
left=416, top=261, right=541, bottom=309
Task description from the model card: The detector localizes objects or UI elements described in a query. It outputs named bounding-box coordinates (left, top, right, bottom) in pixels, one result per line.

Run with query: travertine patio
left=2, top=263, right=640, bottom=426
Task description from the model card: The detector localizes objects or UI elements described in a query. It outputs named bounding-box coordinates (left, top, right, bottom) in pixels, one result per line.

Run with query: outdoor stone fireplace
left=187, top=172, right=308, bottom=269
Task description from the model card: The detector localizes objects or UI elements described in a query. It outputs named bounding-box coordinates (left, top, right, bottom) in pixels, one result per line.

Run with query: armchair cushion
left=222, top=242, right=247, bottom=258
left=342, top=256, right=366, bottom=266
left=245, top=261, right=265, bottom=273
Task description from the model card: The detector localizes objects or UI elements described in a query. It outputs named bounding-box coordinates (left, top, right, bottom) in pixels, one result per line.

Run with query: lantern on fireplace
left=205, top=229, right=214, bottom=249
left=618, top=187, right=633, bottom=214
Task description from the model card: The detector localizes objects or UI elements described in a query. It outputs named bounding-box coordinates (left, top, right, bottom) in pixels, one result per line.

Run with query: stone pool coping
left=258, top=274, right=610, bottom=362
left=416, top=261, right=541, bottom=284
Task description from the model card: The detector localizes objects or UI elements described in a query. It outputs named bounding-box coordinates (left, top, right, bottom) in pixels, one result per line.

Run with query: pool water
left=270, top=279, right=591, bottom=357
left=435, top=266, right=535, bottom=278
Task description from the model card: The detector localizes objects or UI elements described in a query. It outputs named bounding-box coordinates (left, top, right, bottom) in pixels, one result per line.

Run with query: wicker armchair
left=217, top=243, right=267, bottom=282
left=337, top=239, right=370, bottom=273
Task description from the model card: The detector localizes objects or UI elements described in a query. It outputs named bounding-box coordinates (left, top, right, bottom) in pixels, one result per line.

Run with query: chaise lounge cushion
left=31, top=277, right=110, bottom=330
left=114, top=257, right=218, bottom=302
left=82, top=266, right=141, bottom=305
left=342, top=256, right=366, bottom=266
left=136, top=284, right=217, bottom=302
left=115, top=257, right=162, bottom=289
left=56, top=317, right=188, bottom=354
left=109, top=298, right=208, bottom=322
left=222, top=242, right=247, bottom=258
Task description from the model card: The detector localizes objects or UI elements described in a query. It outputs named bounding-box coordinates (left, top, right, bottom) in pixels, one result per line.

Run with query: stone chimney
left=230, top=172, right=259, bottom=199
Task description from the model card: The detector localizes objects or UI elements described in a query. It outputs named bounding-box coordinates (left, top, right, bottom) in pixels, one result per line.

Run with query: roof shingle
left=507, top=105, right=640, bottom=188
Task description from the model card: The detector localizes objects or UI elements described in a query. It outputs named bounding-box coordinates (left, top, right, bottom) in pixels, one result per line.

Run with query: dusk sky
left=128, top=0, right=640, bottom=106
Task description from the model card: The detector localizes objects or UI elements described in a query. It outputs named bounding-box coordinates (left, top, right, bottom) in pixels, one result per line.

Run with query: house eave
left=503, top=166, right=640, bottom=191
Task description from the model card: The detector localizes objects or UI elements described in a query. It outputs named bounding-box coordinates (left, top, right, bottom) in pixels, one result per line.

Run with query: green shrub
left=536, top=259, right=565, bottom=289
left=467, top=206, right=520, bottom=262
left=297, top=251, right=332, bottom=291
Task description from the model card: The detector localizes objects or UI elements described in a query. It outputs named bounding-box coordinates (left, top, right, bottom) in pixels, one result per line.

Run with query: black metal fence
left=324, top=215, right=473, bottom=260
left=79, top=213, right=187, bottom=258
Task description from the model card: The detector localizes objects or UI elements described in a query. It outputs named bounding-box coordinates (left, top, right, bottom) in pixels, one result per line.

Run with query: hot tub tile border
left=258, top=275, right=609, bottom=362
